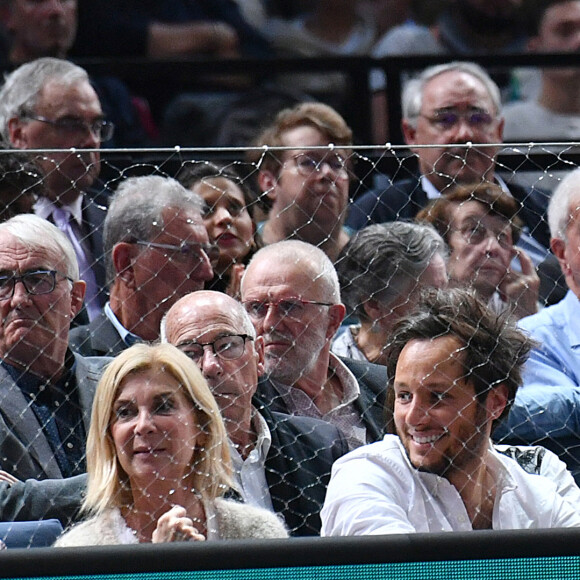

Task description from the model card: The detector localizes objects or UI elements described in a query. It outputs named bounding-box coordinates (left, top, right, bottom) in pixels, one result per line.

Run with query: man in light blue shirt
left=494, top=167, right=580, bottom=482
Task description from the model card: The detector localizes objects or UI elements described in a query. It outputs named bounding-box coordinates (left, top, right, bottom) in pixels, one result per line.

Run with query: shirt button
left=67, top=442, right=74, bottom=449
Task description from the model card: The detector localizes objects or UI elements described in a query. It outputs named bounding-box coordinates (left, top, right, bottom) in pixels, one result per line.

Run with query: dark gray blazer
left=0, top=354, right=110, bottom=480
left=262, top=406, right=348, bottom=536
left=69, top=310, right=126, bottom=357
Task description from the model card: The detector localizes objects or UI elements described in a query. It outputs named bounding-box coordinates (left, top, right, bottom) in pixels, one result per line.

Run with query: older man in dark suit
left=241, top=240, right=387, bottom=450
left=163, top=290, right=348, bottom=536
left=68, top=175, right=214, bottom=357
left=0, top=57, right=112, bottom=322
left=0, top=214, right=108, bottom=481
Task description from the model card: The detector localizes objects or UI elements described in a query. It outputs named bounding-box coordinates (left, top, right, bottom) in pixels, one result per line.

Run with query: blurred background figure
left=177, top=162, right=259, bottom=298
left=263, top=0, right=377, bottom=109
left=332, top=222, right=448, bottom=365
left=504, top=0, right=580, bottom=141
left=0, top=148, right=39, bottom=222
left=0, top=0, right=154, bottom=147
left=55, top=343, right=288, bottom=546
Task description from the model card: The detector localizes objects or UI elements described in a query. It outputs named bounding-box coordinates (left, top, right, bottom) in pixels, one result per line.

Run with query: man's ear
left=487, top=383, right=509, bottom=422
left=258, top=170, right=278, bottom=203
left=551, top=237, right=569, bottom=275
left=325, top=303, right=346, bottom=340
left=254, top=335, right=265, bottom=377
left=112, top=242, right=137, bottom=289
left=401, top=119, right=417, bottom=146
left=8, top=117, right=27, bottom=149
left=69, top=280, right=86, bottom=319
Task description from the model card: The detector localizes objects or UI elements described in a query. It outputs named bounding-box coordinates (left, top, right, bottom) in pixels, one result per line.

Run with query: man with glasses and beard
left=240, top=240, right=386, bottom=450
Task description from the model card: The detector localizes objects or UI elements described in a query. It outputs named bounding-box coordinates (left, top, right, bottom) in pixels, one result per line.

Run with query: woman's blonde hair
left=82, top=343, right=233, bottom=515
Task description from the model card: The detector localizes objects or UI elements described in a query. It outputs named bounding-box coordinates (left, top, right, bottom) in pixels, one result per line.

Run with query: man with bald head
left=240, top=240, right=387, bottom=449
left=163, top=290, right=347, bottom=536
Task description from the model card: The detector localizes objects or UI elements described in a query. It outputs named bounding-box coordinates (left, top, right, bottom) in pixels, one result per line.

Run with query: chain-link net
left=0, top=141, right=577, bottom=544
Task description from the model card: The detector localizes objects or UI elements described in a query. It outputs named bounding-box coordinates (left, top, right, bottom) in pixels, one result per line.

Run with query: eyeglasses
left=418, top=109, right=495, bottom=131
left=134, top=240, right=220, bottom=264
left=0, top=270, right=73, bottom=301
left=452, top=221, right=513, bottom=250
left=177, top=334, right=254, bottom=362
left=24, top=114, right=115, bottom=142
left=288, top=153, right=349, bottom=180
left=243, top=298, right=333, bottom=319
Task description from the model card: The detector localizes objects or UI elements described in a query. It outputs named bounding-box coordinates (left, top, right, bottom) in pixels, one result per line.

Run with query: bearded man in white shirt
left=321, top=287, right=580, bottom=535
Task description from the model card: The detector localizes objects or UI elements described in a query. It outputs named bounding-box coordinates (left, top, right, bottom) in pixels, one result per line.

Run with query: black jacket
left=261, top=407, right=348, bottom=536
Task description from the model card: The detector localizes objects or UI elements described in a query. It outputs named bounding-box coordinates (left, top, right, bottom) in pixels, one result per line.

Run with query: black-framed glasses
left=133, top=240, right=220, bottom=264
left=177, top=334, right=254, bottom=362
left=452, top=221, right=513, bottom=250
left=23, top=114, right=115, bottom=142
left=418, top=109, right=495, bottom=131
left=288, top=153, right=349, bottom=180
left=243, top=298, right=333, bottom=319
left=0, top=270, right=73, bottom=301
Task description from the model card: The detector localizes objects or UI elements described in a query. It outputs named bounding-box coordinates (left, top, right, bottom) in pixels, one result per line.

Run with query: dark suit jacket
left=82, top=187, right=109, bottom=304
left=254, top=356, right=387, bottom=445
left=346, top=175, right=551, bottom=249
left=261, top=406, right=348, bottom=536
left=69, top=310, right=126, bottom=357
left=0, top=354, right=110, bottom=480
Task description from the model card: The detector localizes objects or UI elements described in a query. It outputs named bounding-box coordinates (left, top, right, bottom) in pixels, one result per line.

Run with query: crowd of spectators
left=0, top=0, right=579, bottom=552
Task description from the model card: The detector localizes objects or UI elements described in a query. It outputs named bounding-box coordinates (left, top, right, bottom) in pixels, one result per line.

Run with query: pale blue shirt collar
left=104, top=302, right=141, bottom=346
left=421, top=174, right=510, bottom=200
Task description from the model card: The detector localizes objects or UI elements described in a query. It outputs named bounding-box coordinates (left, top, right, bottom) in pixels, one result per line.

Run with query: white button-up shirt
left=321, top=435, right=580, bottom=536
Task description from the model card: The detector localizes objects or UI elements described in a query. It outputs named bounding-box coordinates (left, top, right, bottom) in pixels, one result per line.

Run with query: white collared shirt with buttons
left=321, top=435, right=580, bottom=536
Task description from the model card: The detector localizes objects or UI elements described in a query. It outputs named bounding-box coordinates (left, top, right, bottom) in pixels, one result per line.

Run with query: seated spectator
left=248, top=102, right=352, bottom=262
left=69, top=176, right=214, bottom=357
left=241, top=240, right=387, bottom=450
left=0, top=57, right=112, bottom=322
left=71, top=0, right=269, bottom=59
left=416, top=183, right=540, bottom=320
left=494, top=167, right=580, bottom=481
left=176, top=162, right=260, bottom=297
left=263, top=0, right=377, bottom=104
left=0, top=0, right=155, bottom=148
left=503, top=0, right=580, bottom=142
left=332, top=222, right=447, bottom=365
left=348, top=62, right=552, bottom=271
left=0, top=214, right=109, bottom=481
left=54, top=343, right=288, bottom=546
left=321, top=287, right=580, bottom=535
left=163, top=290, right=348, bottom=535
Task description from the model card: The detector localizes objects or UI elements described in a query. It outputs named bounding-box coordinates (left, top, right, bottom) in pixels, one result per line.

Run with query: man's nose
left=200, top=346, right=222, bottom=378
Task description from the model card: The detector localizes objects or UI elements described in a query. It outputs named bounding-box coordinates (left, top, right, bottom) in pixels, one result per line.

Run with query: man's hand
left=499, top=249, right=540, bottom=319
left=152, top=505, right=206, bottom=543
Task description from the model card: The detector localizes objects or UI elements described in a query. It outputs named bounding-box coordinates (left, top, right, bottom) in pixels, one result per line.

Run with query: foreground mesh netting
left=0, top=141, right=579, bottom=544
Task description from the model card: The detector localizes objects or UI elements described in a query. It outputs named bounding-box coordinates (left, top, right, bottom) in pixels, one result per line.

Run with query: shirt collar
left=34, top=194, right=84, bottom=227
left=421, top=174, right=510, bottom=201
left=328, top=352, right=361, bottom=407
left=104, top=302, right=141, bottom=346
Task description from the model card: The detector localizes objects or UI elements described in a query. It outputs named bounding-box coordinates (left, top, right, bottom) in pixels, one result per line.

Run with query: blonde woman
left=55, top=344, right=287, bottom=546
